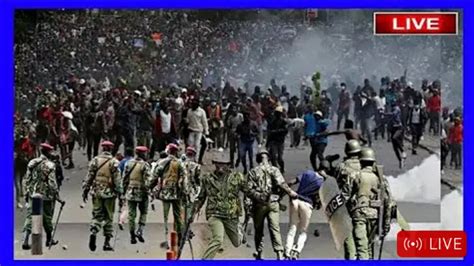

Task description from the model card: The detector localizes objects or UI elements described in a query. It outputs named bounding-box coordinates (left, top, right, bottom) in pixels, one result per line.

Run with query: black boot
left=130, top=231, right=137, bottom=244
left=46, top=232, right=59, bottom=247
left=103, top=236, right=114, bottom=251
left=290, top=250, right=300, bottom=260
left=89, top=234, right=97, bottom=252
left=21, top=231, right=31, bottom=250
left=136, top=225, right=145, bottom=243
left=160, top=241, right=169, bottom=249
left=253, top=251, right=263, bottom=260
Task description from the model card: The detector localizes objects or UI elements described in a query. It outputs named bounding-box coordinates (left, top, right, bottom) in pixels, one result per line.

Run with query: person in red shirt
left=449, top=117, right=463, bottom=169
left=427, top=89, right=441, bottom=135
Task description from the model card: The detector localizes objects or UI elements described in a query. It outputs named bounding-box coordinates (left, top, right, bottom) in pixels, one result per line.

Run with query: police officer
left=246, top=149, right=298, bottom=260
left=82, top=140, right=122, bottom=252
left=195, top=154, right=246, bottom=259
left=122, top=146, right=151, bottom=244
left=182, top=146, right=202, bottom=220
left=22, top=143, right=65, bottom=250
left=150, top=143, right=186, bottom=246
left=334, top=139, right=362, bottom=260
left=341, top=148, right=390, bottom=259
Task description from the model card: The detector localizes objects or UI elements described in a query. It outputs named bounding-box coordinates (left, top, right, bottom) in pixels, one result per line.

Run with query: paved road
left=15, top=130, right=448, bottom=259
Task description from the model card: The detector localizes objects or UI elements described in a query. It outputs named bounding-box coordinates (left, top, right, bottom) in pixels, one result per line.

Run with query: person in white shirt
left=372, top=91, right=386, bottom=140
left=407, top=104, right=427, bottom=155
left=186, top=98, right=209, bottom=157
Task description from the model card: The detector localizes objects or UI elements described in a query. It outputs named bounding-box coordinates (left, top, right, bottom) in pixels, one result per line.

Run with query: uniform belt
left=269, top=194, right=280, bottom=202
left=369, top=200, right=382, bottom=208
left=129, top=182, right=143, bottom=189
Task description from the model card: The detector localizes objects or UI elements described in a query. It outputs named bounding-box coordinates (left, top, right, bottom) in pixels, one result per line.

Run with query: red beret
left=135, top=146, right=149, bottom=153
left=186, top=146, right=197, bottom=155
left=166, top=143, right=179, bottom=152
left=101, top=140, right=115, bottom=147
left=40, top=143, right=54, bottom=151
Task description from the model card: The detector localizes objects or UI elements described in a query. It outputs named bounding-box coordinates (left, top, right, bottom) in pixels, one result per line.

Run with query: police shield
left=319, top=176, right=353, bottom=251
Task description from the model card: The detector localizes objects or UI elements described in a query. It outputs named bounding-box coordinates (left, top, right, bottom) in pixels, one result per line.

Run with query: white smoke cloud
left=386, top=155, right=441, bottom=204
left=385, top=189, right=463, bottom=241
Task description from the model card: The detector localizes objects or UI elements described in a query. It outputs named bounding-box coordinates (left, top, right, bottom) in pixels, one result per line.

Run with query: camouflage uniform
left=341, top=166, right=380, bottom=260
left=183, top=158, right=202, bottom=220
left=246, top=162, right=286, bottom=258
left=150, top=155, right=186, bottom=240
left=122, top=157, right=151, bottom=236
left=83, top=152, right=122, bottom=238
left=335, top=157, right=361, bottom=260
left=22, top=155, right=59, bottom=236
left=196, top=171, right=246, bottom=259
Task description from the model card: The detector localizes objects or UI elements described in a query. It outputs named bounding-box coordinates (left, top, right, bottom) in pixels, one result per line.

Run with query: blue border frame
left=1, top=0, right=472, bottom=265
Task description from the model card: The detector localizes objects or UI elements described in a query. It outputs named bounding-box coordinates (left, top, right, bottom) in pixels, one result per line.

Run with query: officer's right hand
left=289, top=190, right=298, bottom=199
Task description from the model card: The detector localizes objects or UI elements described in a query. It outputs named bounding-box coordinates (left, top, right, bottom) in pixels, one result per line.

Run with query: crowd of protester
left=14, top=10, right=463, bottom=208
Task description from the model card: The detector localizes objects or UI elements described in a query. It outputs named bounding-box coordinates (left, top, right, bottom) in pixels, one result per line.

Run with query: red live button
left=374, top=12, right=458, bottom=35
left=397, top=231, right=466, bottom=257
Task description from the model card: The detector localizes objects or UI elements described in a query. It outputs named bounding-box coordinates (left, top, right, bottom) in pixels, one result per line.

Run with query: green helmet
left=359, top=147, right=376, bottom=162
left=344, top=140, right=361, bottom=155
left=256, top=148, right=270, bottom=156
left=256, top=149, right=270, bottom=163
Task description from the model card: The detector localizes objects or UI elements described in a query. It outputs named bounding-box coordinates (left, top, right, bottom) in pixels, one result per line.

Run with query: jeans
left=239, top=140, right=254, bottom=173
left=429, top=112, right=440, bottom=135
left=391, top=126, right=405, bottom=161
left=228, top=133, right=238, bottom=165
left=451, top=143, right=462, bottom=168
left=86, top=132, right=101, bottom=161
left=337, top=109, right=350, bottom=130
left=310, top=137, right=327, bottom=171
left=360, top=118, right=372, bottom=147
left=268, top=142, right=285, bottom=173
left=410, top=123, right=423, bottom=152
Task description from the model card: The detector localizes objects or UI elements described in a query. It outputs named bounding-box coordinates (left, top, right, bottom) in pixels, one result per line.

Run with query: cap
left=275, top=106, right=284, bottom=113
left=135, top=146, right=149, bottom=153
left=134, top=90, right=142, bottom=96
left=101, top=140, right=115, bottom=147
left=315, top=110, right=323, bottom=117
left=79, top=79, right=86, bottom=85
left=181, top=88, right=188, bottom=93
left=186, top=146, right=197, bottom=155
left=40, top=143, right=54, bottom=151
